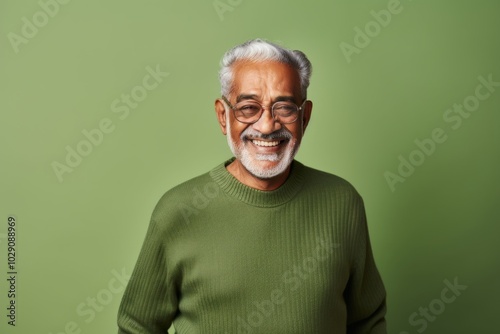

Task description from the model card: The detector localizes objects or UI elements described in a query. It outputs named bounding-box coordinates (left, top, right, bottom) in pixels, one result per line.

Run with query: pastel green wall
left=1, top=0, right=498, bottom=333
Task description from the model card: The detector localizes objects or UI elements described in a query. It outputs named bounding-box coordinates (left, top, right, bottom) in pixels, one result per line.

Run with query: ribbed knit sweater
left=117, top=158, right=387, bottom=334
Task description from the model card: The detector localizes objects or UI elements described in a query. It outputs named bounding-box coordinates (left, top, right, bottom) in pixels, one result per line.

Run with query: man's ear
left=215, top=99, right=228, bottom=135
left=301, top=100, right=313, bottom=133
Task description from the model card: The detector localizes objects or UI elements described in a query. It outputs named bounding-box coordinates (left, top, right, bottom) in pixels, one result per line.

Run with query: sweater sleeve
left=345, top=195, right=387, bottom=334
left=117, top=218, right=178, bottom=334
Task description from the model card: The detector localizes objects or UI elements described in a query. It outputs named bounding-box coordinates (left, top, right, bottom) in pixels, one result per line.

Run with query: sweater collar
left=209, top=157, right=305, bottom=207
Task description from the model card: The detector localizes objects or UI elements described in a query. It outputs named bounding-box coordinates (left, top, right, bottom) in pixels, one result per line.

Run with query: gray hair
left=219, top=38, right=312, bottom=99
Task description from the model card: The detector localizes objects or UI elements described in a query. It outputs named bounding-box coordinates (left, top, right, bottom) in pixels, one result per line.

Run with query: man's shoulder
left=154, top=170, right=216, bottom=209
left=298, top=162, right=362, bottom=199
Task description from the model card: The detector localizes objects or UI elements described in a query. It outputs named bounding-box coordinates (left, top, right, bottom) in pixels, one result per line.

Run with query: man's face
left=216, top=60, right=312, bottom=179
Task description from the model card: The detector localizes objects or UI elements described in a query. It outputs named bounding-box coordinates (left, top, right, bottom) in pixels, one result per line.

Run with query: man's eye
left=238, top=105, right=261, bottom=113
left=274, top=103, right=296, bottom=114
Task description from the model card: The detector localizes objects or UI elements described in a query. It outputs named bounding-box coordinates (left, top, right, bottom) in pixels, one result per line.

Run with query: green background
left=1, top=0, right=499, bottom=333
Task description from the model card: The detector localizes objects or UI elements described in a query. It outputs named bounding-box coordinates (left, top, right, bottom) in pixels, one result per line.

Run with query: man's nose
left=252, top=108, right=281, bottom=134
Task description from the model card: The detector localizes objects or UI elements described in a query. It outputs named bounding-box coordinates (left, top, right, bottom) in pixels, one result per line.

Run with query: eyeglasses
left=221, top=96, right=306, bottom=124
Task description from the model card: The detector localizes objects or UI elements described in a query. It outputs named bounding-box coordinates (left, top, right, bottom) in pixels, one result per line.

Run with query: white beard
left=226, top=111, right=300, bottom=179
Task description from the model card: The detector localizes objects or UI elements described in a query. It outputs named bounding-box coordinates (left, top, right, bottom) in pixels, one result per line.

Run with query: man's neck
left=226, top=159, right=291, bottom=191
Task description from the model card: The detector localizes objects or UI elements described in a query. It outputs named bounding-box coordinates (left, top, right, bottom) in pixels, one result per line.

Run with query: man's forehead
left=235, top=94, right=297, bottom=103
left=230, top=60, right=301, bottom=97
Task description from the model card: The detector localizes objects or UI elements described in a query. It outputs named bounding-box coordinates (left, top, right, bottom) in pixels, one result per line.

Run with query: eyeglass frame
left=221, top=95, right=307, bottom=124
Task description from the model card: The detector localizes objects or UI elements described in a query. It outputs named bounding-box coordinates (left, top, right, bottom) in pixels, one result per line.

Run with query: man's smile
left=252, top=139, right=280, bottom=147
left=244, top=137, right=289, bottom=152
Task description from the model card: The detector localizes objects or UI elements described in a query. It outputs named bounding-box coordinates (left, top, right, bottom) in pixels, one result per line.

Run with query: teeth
left=252, top=140, right=280, bottom=147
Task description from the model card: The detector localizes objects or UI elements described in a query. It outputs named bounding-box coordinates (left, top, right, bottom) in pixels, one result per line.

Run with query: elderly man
left=117, top=39, right=387, bottom=333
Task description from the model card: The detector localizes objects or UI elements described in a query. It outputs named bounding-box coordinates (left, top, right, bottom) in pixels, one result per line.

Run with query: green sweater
left=117, top=158, right=386, bottom=333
